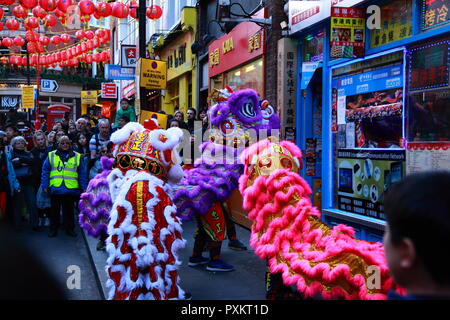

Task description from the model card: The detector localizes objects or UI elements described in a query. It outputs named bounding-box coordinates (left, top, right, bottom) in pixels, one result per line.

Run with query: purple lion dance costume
left=78, top=156, right=114, bottom=239
left=172, top=87, right=280, bottom=243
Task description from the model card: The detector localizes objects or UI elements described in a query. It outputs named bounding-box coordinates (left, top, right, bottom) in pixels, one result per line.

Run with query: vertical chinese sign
left=422, top=0, right=450, bottom=31
left=277, top=38, right=297, bottom=143
left=330, top=7, right=365, bottom=58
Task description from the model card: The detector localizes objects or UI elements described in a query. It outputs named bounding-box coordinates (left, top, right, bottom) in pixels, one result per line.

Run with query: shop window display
left=303, top=29, right=325, bottom=62
left=407, top=39, right=450, bottom=141
left=225, top=59, right=264, bottom=96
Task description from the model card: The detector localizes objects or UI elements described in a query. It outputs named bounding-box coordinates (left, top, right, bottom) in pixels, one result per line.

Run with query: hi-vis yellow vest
left=48, top=151, right=81, bottom=189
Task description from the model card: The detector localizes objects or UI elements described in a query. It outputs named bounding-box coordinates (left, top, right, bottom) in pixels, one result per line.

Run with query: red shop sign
left=208, top=9, right=266, bottom=78
left=101, top=82, right=118, bottom=99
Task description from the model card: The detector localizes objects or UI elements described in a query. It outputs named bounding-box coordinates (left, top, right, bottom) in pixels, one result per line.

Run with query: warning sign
left=139, top=59, right=167, bottom=90
left=21, top=86, right=35, bottom=110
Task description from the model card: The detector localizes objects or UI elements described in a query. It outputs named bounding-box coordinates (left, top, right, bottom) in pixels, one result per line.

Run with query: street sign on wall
left=81, top=90, right=98, bottom=104
left=22, top=86, right=35, bottom=110
left=121, top=45, right=137, bottom=68
left=138, top=59, right=167, bottom=90
left=105, top=64, right=135, bottom=81
left=101, top=83, right=118, bottom=99
left=41, top=79, right=59, bottom=93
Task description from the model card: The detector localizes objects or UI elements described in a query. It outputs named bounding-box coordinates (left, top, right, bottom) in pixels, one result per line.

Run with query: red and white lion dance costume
left=239, top=139, right=403, bottom=299
left=105, top=121, right=187, bottom=300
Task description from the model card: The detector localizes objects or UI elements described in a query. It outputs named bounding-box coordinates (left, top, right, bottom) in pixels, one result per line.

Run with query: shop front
left=287, top=0, right=450, bottom=241
left=153, top=7, right=197, bottom=116
left=206, top=10, right=267, bottom=228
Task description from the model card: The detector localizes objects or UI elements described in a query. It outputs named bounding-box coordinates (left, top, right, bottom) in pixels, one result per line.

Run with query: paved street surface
left=85, top=218, right=267, bottom=300
left=2, top=222, right=102, bottom=300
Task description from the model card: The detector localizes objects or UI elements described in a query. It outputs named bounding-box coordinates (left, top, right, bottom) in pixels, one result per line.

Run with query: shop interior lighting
left=235, top=71, right=241, bottom=76
left=245, top=65, right=255, bottom=73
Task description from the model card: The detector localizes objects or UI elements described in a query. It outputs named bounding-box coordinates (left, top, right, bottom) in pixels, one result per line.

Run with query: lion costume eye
left=220, top=119, right=236, bottom=136
left=241, top=99, right=256, bottom=118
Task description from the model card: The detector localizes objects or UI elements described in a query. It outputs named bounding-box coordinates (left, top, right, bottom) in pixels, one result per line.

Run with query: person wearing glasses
left=41, top=136, right=88, bottom=238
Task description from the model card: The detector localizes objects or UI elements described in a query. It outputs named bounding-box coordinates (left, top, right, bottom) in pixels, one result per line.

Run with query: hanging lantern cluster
left=77, top=1, right=163, bottom=22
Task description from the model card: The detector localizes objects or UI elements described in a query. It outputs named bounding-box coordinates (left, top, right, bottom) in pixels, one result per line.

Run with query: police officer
left=41, top=136, right=88, bottom=238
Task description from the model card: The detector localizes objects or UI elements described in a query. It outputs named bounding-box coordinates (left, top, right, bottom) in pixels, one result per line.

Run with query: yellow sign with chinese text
left=81, top=90, right=98, bottom=105
left=21, top=86, right=35, bottom=110
left=139, top=59, right=167, bottom=90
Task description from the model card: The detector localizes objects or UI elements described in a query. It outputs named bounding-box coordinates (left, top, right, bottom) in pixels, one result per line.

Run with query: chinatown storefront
left=286, top=0, right=450, bottom=242
left=207, top=10, right=267, bottom=228
left=208, top=10, right=267, bottom=101
left=153, top=7, right=197, bottom=115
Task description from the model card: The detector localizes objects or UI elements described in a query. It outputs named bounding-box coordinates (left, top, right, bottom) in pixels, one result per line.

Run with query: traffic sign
left=22, top=86, right=35, bottom=110
left=41, top=79, right=59, bottom=93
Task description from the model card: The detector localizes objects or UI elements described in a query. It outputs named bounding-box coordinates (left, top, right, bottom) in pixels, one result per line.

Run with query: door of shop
left=300, top=68, right=323, bottom=209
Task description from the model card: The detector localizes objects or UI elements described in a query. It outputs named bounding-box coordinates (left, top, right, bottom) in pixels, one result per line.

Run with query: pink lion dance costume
left=104, top=121, right=187, bottom=300
left=239, top=139, right=403, bottom=300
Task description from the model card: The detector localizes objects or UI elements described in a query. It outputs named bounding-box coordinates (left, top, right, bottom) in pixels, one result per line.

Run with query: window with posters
left=225, top=59, right=264, bottom=96
left=303, top=29, right=325, bottom=62
left=370, top=0, right=412, bottom=48
left=331, top=51, right=406, bottom=220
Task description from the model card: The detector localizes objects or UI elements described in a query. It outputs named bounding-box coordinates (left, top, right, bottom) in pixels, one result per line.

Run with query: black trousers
left=49, top=194, right=76, bottom=232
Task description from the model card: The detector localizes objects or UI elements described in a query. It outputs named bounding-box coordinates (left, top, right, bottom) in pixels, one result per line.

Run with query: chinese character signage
left=330, top=7, right=365, bottom=58
left=138, top=59, right=167, bottom=90
left=409, top=40, right=449, bottom=91
left=277, top=38, right=297, bottom=143
left=289, top=1, right=330, bottom=34
left=101, top=83, right=118, bottom=99
left=121, top=45, right=137, bottom=68
left=370, top=0, right=412, bottom=48
left=422, top=0, right=450, bottom=30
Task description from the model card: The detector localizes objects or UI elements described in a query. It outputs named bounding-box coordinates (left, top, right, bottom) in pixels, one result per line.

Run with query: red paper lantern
left=22, top=56, right=27, bottom=65
left=95, top=2, right=112, bottom=17
left=20, top=0, right=38, bottom=9
left=30, top=55, right=38, bottom=66
left=93, top=11, right=102, bottom=20
left=2, top=38, right=13, bottom=48
left=86, top=54, right=93, bottom=64
left=50, top=35, right=61, bottom=45
left=95, top=29, right=106, bottom=39
left=129, top=1, right=138, bottom=19
left=61, top=33, right=71, bottom=43
left=0, top=57, right=9, bottom=65
left=24, top=17, right=40, bottom=30
left=93, top=37, right=100, bottom=48
left=57, top=0, right=72, bottom=13
left=79, top=0, right=95, bottom=15
left=0, top=23, right=3, bottom=32
left=44, top=15, right=57, bottom=27
left=111, top=2, right=129, bottom=19
left=80, top=15, right=91, bottom=24
left=39, top=35, right=50, bottom=45
left=6, top=19, right=20, bottom=31
left=54, top=9, right=66, bottom=18
left=0, top=7, right=4, bottom=20
left=13, top=36, right=25, bottom=47
left=146, top=5, right=162, bottom=20
left=77, top=32, right=86, bottom=42
left=39, top=0, right=58, bottom=12
left=13, top=5, right=28, bottom=19
left=32, top=6, right=47, bottom=19
left=27, top=42, right=37, bottom=53
left=61, top=50, right=67, bottom=60
left=80, top=42, right=87, bottom=53
left=26, top=30, right=39, bottom=42
left=86, top=40, right=94, bottom=50
left=3, top=0, right=16, bottom=4
left=85, top=30, right=94, bottom=40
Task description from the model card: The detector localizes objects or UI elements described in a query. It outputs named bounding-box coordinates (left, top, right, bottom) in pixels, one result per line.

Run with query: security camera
left=280, top=21, right=288, bottom=29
